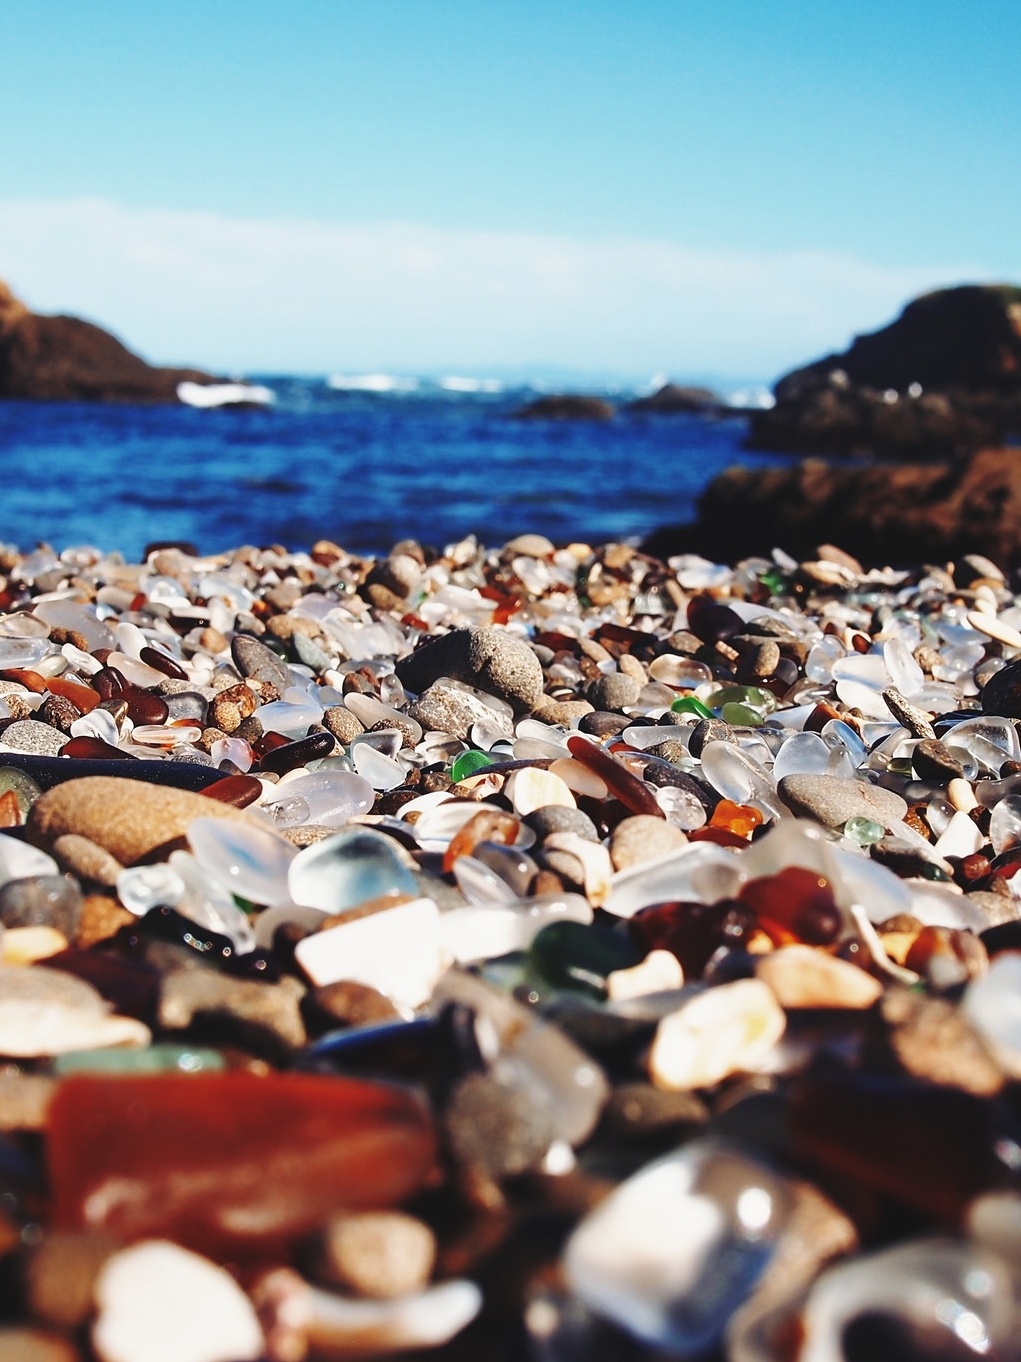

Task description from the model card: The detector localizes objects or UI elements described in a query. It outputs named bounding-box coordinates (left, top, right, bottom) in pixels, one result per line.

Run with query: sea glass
left=48, top=1072, right=437, bottom=1259
left=566, top=735, right=664, bottom=817
left=187, top=816, right=296, bottom=905
left=288, top=828, right=418, bottom=915
left=739, top=867, right=843, bottom=947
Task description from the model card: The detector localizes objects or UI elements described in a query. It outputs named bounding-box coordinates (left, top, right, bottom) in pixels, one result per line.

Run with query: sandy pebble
left=609, top=815, right=688, bottom=870
left=318, top=1211, right=437, bottom=1298
left=755, top=944, right=883, bottom=1009
left=649, top=979, right=786, bottom=1090
left=968, top=610, right=1021, bottom=648
left=0, top=719, right=66, bottom=756
left=606, top=949, right=684, bottom=1000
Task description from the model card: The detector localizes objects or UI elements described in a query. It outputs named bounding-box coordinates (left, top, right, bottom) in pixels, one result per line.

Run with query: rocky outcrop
left=643, top=447, right=1021, bottom=569
left=628, top=382, right=722, bottom=414
left=0, top=278, right=215, bottom=403
left=511, top=394, right=615, bottom=421
left=749, top=285, right=1021, bottom=457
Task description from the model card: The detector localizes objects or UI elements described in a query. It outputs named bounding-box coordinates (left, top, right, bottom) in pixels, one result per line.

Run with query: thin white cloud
left=0, top=197, right=997, bottom=379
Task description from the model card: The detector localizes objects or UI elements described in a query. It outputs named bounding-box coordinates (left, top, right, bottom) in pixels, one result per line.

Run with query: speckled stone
left=321, top=707, right=367, bottom=744
left=410, top=683, right=514, bottom=741
left=28, top=777, right=255, bottom=865
left=51, top=834, right=124, bottom=889
left=525, top=805, right=600, bottom=843
left=397, top=626, right=544, bottom=713
left=231, top=633, right=291, bottom=690
left=318, top=1211, right=436, bottom=1298
left=777, top=773, right=908, bottom=830
left=0, top=720, right=66, bottom=756
left=609, top=815, right=687, bottom=870
left=444, top=1071, right=556, bottom=1178
left=584, top=672, right=641, bottom=712
left=882, top=688, right=937, bottom=740
left=880, top=987, right=1005, bottom=1096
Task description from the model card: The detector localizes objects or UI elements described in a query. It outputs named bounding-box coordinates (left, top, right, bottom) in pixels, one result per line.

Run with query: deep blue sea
left=0, top=378, right=795, bottom=560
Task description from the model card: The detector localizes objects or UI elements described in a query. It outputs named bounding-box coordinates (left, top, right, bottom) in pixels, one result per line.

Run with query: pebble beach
left=3, top=528, right=1021, bottom=1360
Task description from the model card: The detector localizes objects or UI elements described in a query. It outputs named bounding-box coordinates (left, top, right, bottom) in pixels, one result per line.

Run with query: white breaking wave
left=725, top=386, right=775, bottom=410
left=328, top=373, right=419, bottom=393
left=437, top=376, right=504, bottom=393
left=177, top=381, right=275, bottom=408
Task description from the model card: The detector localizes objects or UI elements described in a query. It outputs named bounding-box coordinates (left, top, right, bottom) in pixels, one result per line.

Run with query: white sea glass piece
left=288, top=828, right=417, bottom=914
left=294, top=897, right=447, bottom=1008
left=186, top=817, right=296, bottom=905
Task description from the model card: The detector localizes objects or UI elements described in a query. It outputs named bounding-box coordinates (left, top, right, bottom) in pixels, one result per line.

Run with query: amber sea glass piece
left=739, top=866, right=842, bottom=946
left=47, top=675, right=101, bottom=713
left=0, top=789, right=21, bottom=826
left=49, top=1072, right=438, bottom=1259
left=442, top=808, right=520, bottom=874
left=60, top=737, right=134, bottom=761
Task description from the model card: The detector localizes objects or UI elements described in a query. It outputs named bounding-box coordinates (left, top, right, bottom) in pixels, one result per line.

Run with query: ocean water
left=0, top=379, right=793, bottom=560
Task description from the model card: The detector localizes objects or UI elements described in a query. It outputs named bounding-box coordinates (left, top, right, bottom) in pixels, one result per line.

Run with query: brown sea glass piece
left=566, top=735, right=664, bottom=818
left=59, top=737, right=134, bottom=761
left=119, top=685, right=170, bottom=726
left=139, top=645, right=188, bottom=680
left=257, top=730, right=336, bottom=775
left=47, top=676, right=101, bottom=713
left=49, top=1072, right=438, bottom=1260
left=629, top=898, right=755, bottom=977
left=201, top=773, right=264, bottom=808
left=738, top=866, right=842, bottom=946
left=442, top=809, right=519, bottom=874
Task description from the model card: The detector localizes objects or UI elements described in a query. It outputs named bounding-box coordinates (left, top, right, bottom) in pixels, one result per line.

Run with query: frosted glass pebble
left=964, top=953, right=1021, bottom=1077
left=648, top=655, right=713, bottom=688
left=655, top=783, right=708, bottom=830
left=470, top=718, right=512, bottom=751
left=168, top=851, right=258, bottom=953
left=604, top=843, right=743, bottom=919
left=649, top=979, right=786, bottom=1090
left=906, top=881, right=990, bottom=932
left=882, top=636, right=925, bottom=696
left=70, top=708, right=121, bottom=744
left=699, top=741, right=783, bottom=819
left=350, top=743, right=406, bottom=790
left=505, top=767, right=576, bottom=815
left=565, top=1141, right=790, bottom=1356
left=738, top=817, right=830, bottom=879
left=548, top=757, right=608, bottom=799
left=113, top=621, right=149, bottom=660
left=967, top=610, right=1021, bottom=649
left=209, top=736, right=254, bottom=771
left=288, top=827, right=417, bottom=914
left=0, top=833, right=58, bottom=886
left=439, top=894, right=593, bottom=964
left=820, top=841, right=913, bottom=923
left=262, top=768, right=374, bottom=829
left=294, top=897, right=447, bottom=1008
left=0, top=964, right=150, bottom=1057
left=106, top=652, right=168, bottom=688
left=990, top=794, right=1021, bottom=856
left=452, top=854, right=519, bottom=906
left=620, top=724, right=679, bottom=750
left=771, top=732, right=832, bottom=781
left=254, top=698, right=327, bottom=738
left=946, top=716, right=1020, bottom=762
left=93, top=1239, right=263, bottom=1362
left=186, top=816, right=296, bottom=905
left=117, top=864, right=186, bottom=916
left=933, top=809, right=985, bottom=860
left=834, top=678, right=896, bottom=719
left=0, top=636, right=52, bottom=669
left=34, top=598, right=115, bottom=651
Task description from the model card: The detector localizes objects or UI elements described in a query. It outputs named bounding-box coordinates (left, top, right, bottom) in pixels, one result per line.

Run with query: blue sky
left=0, top=1, right=1017, bottom=382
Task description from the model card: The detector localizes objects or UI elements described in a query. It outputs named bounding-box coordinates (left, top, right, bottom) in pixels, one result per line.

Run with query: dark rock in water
left=0, top=279, right=216, bottom=404
left=628, top=382, right=722, bottom=414
left=749, top=284, right=1021, bottom=457
left=643, top=447, right=1021, bottom=569
left=511, top=393, right=615, bottom=421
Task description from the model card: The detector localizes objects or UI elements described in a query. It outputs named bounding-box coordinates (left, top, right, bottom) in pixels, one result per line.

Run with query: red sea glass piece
left=59, top=737, right=134, bottom=761
left=47, top=676, right=101, bottom=713
left=566, top=735, right=664, bottom=818
left=92, top=667, right=126, bottom=700
left=738, top=866, right=842, bottom=946
left=201, top=773, right=265, bottom=808
left=689, top=826, right=750, bottom=849
left=49, top=1072, right=438, bottom=1260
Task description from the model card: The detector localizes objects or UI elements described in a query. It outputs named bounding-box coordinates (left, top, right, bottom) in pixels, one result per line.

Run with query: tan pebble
left=947, top=777, right=978, bottom=813
left=609, top=815, right=688, bottom=871
left=504, top=533, right=555, bottom=558
left=542, top=833, right=612, bottom=906
left=27, top=1229, right=120, bottom=1329
left=2, top=925, right=68, bottom=965
left=648, top=979, right=786, bottom=1091
left=606, top=949, right=684, bottom=1001
left=578, top=637, right=614, bottom=665
left=617, top=653, right=648, bottom=685
left=882, top=988, right=1004, bottom=1096
left=529, top=695, right=594, bottom=724
left=322, top=706, right=366, bottom=745
left=76, top=894, right=135, bottom=948
left=548, top=757, right=608, bottom=800
left=504, top=767, right=576, bottom=816
left=28, top=776, right=255, bottom=864
left=209, top=697, right=242, bottom=733
left=967, top=610, right=1021, bottom=648
left=318, top=1211, right=437, bottom=1298
left=0, top=1328, right=79, bottom=1362
left=51, top=834, right=124, bottom=888
left=755, top=944, right=883, bottom=1009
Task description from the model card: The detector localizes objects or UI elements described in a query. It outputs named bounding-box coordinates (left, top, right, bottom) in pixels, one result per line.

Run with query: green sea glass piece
left=721, top=702, right=764, bottom=726
left=843, top=815, right=884, bottom=846
left=704, top=685, right=778, bottom=717
left=53, top=1044, right=226, bottom=1077
left=529, top=920, right=642, bottom=999
left=450, top=749, right=495, bottom=783
left=671, top=696, right=714, bottom=719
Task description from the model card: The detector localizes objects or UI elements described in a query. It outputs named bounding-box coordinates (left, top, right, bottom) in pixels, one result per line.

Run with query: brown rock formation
left=643, top=447, right=1021, bottom=569
left=0, top=279, right=215, bottom=403
left=511, top=393, right=615, bottom=421
left=628, top=382, right=722, bottom=414
left=749, top=285, right=1021, bottom=457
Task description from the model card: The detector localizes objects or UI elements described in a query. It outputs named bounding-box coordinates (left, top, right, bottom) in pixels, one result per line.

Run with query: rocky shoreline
left=2, top=530, right=1021, bottom=1358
